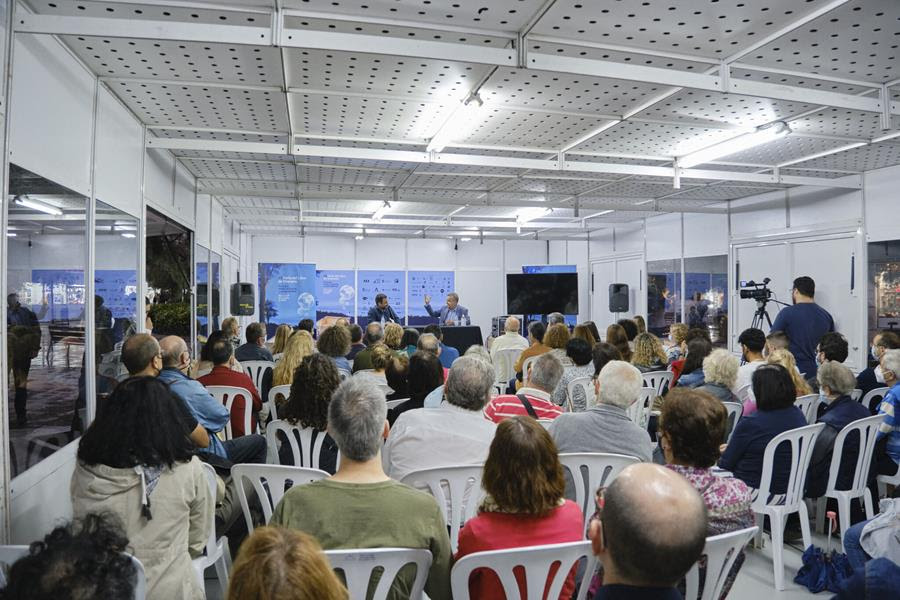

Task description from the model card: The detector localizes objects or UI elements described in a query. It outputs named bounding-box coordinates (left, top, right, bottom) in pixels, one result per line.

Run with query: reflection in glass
left=646, top=259, right=682, bottom=337
left=210, top=251, right=221, bottom=332
left=684, top=255, right=729, bottom=346
left=146, top=208, right=191, bottom=343
left=6, top=164, right=86, bottom=474
left=196, top=245, right=210, bottom=341
left=867, top=241, right=900, bottom=345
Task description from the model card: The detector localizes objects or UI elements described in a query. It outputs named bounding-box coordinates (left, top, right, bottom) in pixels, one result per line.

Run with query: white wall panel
left=730, top=191, right=787, bottom=237
left=356, top=238, right=406, bottom=270
left=304, top=236, right=355, bottom=269
left=173, top=163, right=195, bottom=228
left=195, top=194, right=211, bottom=249
left=10, top=442, right=77, bottom=544
left=457, top=270, right=503, bottom=342
left=548, top=241, right=567, bottom=264
left=457, top=239, right=502, bottom=269
left=615, top=225, right=645, bottom=254
left=684, top=213, right=729, bottom=258
left=505, top=240, right=547, bottom=272
left=589, top=230, right=614, bottom=258
left=864, top=164, right=900, bottom=243
left=789, top=187, right=862, bottom=229
left=94, top=87, right=142, bottom=218
left=10, top=34, right=94, bottom=196
left=645, top=214, right=681, bottom=261
left=407, top=239, right=454, bottom=269
left=210, top=199, right=224, bottom=255
left=252, top=236, right=304, bottom=264
left=568, top=241, right=590, bottom=324
left=144, top=148, right=175, bottom=211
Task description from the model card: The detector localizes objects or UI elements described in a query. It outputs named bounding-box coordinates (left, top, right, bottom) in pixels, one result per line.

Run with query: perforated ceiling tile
left=738, top=0, right=900, bottom=82
left=33, top=0, right=272, bottom=27
left=665, top=184, right=785, bottom=201
left=580, top=180, right=679, bottom=198
left=404, top=173, right=512, bottom=190
left=201, top=179, right=296, bottom=193
left=459, top=110, right=611, bottom=148
left=525, top=40, right=711, bottom=72
left=416, top=164, right=521, bottom=175
left=296, top=166, right=405, bottom=187
left=180, top=158, right=297, bottom=181
left=501, top=177, right=616, bottom=195
left=782, top=141, right=900, bottom=172
left=108, top=81, right=288, bottom=132
left=642, top=89, right=818, bottom=129
left=719, top=134, right=855, bottom=165
left=152, top=129, right=286, bottom=144
left=786, top=108, right=900, bottom=140
left=569, top=120, right=745, bottom=157
left=292, top=95, right=449, bottom=140
left=533, top=0, right=827, bottom=59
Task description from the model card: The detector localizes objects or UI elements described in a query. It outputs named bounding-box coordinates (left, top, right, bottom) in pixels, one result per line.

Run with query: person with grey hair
left=272, top=378, right=451, bottom=600
left=548, top=360, right=652, bottom=462
left=417, top=332, right=442, bottom=358
left=806, top=361, right=872, bottom=498
left=490, top=315, right=529, bottom=357
left=424, top=291, right=470, bottom=326
left=484, top=353, right=565, bottom=422
left=547, top=312, right=566, bottom=325
left=350, top=321, right=384, bottom=373
left=464, top=344, right=492, bottom=365
left=875, top=349, right=900, bottom=477
left=383, top=356, right=497, bottom=481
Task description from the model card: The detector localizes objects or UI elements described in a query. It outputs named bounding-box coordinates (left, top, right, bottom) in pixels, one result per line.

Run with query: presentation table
left=413, top=325, right=484, bottom=356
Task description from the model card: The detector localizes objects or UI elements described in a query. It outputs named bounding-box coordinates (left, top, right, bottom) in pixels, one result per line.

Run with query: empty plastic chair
left=192, top=463, right=232, bottom=597
left=795, top=393, right=821, bottom=425
left=642, top=370, right=673, bottom=397
left=232, top=463, right=328, bottom=530
left=266, top=419, right=335, bottom=470
left=558, top=452, right=639, bottom=529
left=684, top=527, right=758, bottom=600
left=325, top=548, right=432, bottom=600
left=722, top=401, right=743, bottom=442
left=401, top=465, right=484, bottom=554
left=205, top=385, right=255, bottom=439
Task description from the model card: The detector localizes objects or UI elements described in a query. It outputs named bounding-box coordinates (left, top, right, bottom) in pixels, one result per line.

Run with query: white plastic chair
left=750, top=423, right=824, bottom=590
left=521, top=355, right=538, bottom=381
left=795, top=393, right=821, bottom=425
left=642, top=370, right=673, bottom=396
left=684, top=527, right=758, bottom=600
left=386, top=398, right=409, bottom=410
left=206, top=385, right=255, bottom=439
left=232, top=463, right=328, bottom=530
left=735, top=383, right=753, bottom=404
left=537, top=419, right=554, bottom=429
left=558, top=452, right=639, bottom=529
left=877, top=461, right=900, bottom=498
left=850, top=388, right=863, bottom=402
left=493, top=348, right=522, bottom=384
left=242, top=360, right=273, bottom=394
left=862, top=386, right=890, bottom=411
left=722, top=401, right=743, bottom=443
left=400, top=465, right=484, bottom=553
left=192, top=463, right=232, bottom=597
left=813, top=415, right=883, bottom=548
left=325, top=548, right=432, bottom=600
left=566, top=377, right=594, bottom=412
left=266, top=384, right=290, bottom=422
left=266, top=419, right=334, bottom=470
left=450, top=540, right=597, bottom=600
left=625, top=388, right=654, bottom=429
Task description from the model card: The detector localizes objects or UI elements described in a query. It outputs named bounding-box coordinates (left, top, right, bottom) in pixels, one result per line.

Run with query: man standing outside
left=770, top=276, right=834, bottom=379
left=424, top=292, right=470, bottom=326
left=367, top=293, right=400, bottom=324
left=7, top=293, right=45, bottom=427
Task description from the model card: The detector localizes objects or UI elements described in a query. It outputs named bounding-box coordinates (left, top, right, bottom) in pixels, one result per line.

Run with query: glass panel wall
left=646, top=259, right=682, bottom=338
left=145, top=208, right=191, bottom=344
left=195, top=244, right=209, bottom=342
left=867, top=240, right=900, bottom=358
left=6, top=164, right=86, bottom=474
left=210, top=250, right=221, bottom=333
left=684, top=255, right=729, bottom=347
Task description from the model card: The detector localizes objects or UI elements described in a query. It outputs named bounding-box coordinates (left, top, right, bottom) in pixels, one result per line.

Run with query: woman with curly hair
left=631, top=332, right=668, bottom=373
left=278, top=353, right=341, bottom=473
left=316, top=324, right=352, bottom=372
left=666, top=322, right=689, bottom=363
left=272, top=330, right=315, bottom=386
left=697, top=349, right=740, bottom=403
left=605, top=323, right=632, bottom=363
left=383, top=322, right=404, bottom=351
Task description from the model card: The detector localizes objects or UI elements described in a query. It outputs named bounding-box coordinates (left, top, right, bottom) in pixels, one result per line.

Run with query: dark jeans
left=843, top=520, right=870, bottom=570
left=223, top=434, right=267, bottom=464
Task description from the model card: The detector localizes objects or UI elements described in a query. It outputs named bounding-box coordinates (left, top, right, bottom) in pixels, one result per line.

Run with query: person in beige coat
left=70, top=376, right=213, bottom=599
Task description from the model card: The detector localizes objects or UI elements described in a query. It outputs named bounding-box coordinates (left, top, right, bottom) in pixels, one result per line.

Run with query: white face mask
left=872, top=345, right=880, bottom=361
left=876, top=365, right=885, bottom=384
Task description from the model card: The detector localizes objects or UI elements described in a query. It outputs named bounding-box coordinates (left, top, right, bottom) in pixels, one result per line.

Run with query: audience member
left=765, top=329, right=790, bottom=356
left=770, top=276, right=835, bottom=379
left=767, top=348, right=814, bottom=397
left=464, top=344, right=492, bottom=364
left=159, top=336, right=267, bottom=464
left=572, top=323, right=597, bottom=347
left=588, top=464, right=707, bottom=599
left=676, top=337, right=713, bottom=388
left=346, top=323, right=366, bottom=360
left=735, top=328, right=766, bottom=392
left=696, top=349, right=739, bottom=403
left=617, top=318, right=639, bottom=342
left=197, top=330, right=244, bottom=377
left=296, top=318, right=314, bottom=334
left=719, top=364, right=807, bottom=494
left=235, top=322, right=275, bottom=363
left=226, top=526, right=348, bottom=600
left=547, top=312, right=566, bottom=325
left=354, top=344, right=393, bottom=392
left=0, top=514, right=138, bottom=600
left=875, top=349, right=900, bottom=476
left=268, top=323, right=292, bottom=356
left=350, top=322, right=383, bottom=372
left=633, top=315, right=647, bottom=335
left=424, top=324, right=459, bottom=369
left=658, top=389, right=753, bottom=598
left=810, top=331, right=850, bottom=391
left=552, top=337, right=595, bottom=412
left=593, top=342, right=622, bottom=377
left=383, top=321, right=404, bottom=351
left=317, top=324, right=352, bottom=372
left=583, top=321, right=602, bottom=344
left=631, top=332, right=667, bottom=373
left=485, top=353, right=565, bottom=422
left=545, top=323, right=574, bottom=368
left=385, top=353, right=410, bottom=402
left=806, top=362, right=872, bottom=499
left=272, top=330, right=315, bottom=386
left=513, top=321, right=550, bottom=383
left=198, top=338, right=263, bottom=438
left=858, top=331, right=900, bottom=399
left=278, top=353, right=340, bottom=474
left=221, top=316, right=241, bottom=348
left=455, top=417, right=584, bottom=600
left=549, top=360, right=652, bottom=462
left=384, top=355, right=495, bottom=481
left=665, top=323, right=688, bottom=363
left=605, top=324, right=632, bottom=363
left=387, top=351, right=442, bottom=423
left=490, top=316, right=529, bottom=359
left=271, top=378, right=451, bottom=600
left=401, top=327, right=420, bottom=355
left=71, top=377, right=212, bottom=598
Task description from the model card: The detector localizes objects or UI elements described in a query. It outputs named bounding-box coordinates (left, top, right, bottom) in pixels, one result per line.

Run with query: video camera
left=739, top=278, right=772, bottom=302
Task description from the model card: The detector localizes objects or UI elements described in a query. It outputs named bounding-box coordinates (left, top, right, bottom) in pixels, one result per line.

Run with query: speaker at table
left=609, top=283, right=629, bottom=313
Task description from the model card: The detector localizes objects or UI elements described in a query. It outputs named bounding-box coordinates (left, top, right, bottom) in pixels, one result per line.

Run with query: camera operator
left=770, top=276, right=834, bottom=379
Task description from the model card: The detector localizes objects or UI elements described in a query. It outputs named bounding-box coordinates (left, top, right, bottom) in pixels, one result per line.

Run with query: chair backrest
left=0, top=545, right=28, bottom=588
left=795, top=393, right=821, bottom=425
left=493, top=348, right=522, bottom=383
left=642, top=370, right=673, bottom=396
left=735, top=383, right=753, bottom=405
left=400, top=465, right=484, bottom=554
left=625, top=388, right=654, bottom=429
left=862, top=386, right=890, bottom=410
left=242, top=360, right=273, bottom=393
left=205, top=385, right=254, bottom=439
left=325, top=548, right=432, bottom=600
left=566, top=377, right=595, bottom=411
left=753, top=423, right=825, bottom=510
left=558, top=452, right=640, bottom=528
left=521, top=355, right=539, bottom=381
left=266, top=419, right=329, bottom=469
left=825, top=414, right=885, bottom=497
left=129, top=554, right=148, bottom=600
left=232, top=464, right=328, bottom=529
left=198, top=463, right=220, bottom=566
left=386, top=398, right=409, bottom=410
left=684, top=527, right=758, bottom=600
left=849, top=388, right=863, bottom=402
left=267, top=384, right=292, bottom=422
left=537, top=419, right=554, bottom=429
left=722, top=401, right=743, bottom=442
left=450, top=540, right=597, bottom=600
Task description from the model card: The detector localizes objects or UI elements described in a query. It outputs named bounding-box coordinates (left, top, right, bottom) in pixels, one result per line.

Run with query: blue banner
left=258, top=263, right=317, bottom=329
left=316, top=269, right=355, bottom=320
left=95, top=270, right=138, bottom=319
left=358, top=270, right=405, bottom=322
left=408, top=271, right=455, bottom=317
left=30, top=269, right=85, bottom=321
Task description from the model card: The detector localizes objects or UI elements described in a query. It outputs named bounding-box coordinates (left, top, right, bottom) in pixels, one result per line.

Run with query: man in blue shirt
left=770, top=276, right=834, bottom=379
left=158, top=336, right=266, bottom=464
left=366, top=293, right=400, bottom=324
left=875, top=349, right=900, bottom=477
left=423, top=324, right=458, bottom=369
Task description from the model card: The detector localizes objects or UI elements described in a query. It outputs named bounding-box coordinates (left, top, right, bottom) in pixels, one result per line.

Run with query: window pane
left=684, top=255, right=729, bottom=347
left=647, top=259, right=682, bottom=337
left=867, top=240, right=900, bottom=346
left=195, top=245, right=209, bottom=340
left=146, top=208, right=191, bottom=345
left=210, top=251, right=221, bottom=332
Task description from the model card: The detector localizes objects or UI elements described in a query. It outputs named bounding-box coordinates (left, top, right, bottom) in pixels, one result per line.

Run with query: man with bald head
left=489, top=316, right=528, bottom=358
left=589, top=463, right=708, bottom=599
left=157, top=336, right=266, bottom=464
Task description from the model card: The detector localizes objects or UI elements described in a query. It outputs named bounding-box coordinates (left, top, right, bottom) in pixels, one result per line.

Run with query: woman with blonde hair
left=270, top=323, right=292, bottom=357
left=383, top=322, right=404, bottom=351
left=697, top=348, right=740, bottom=403
left=633, top=315, right=647, bottom=335
left=544, top=323, right=574, bottom=368
left=741, top=348, right=813, bottom=415
left=221, top=316, right=241, bottom=348
left=631, top=332, right=667, bottom=373
left=605, top=323, right=632, bottom=363
left=272, top=330, right=315, bottom=387
left=572, top=324, right=596, bottom=347
left=227, top=527, right=347, bottom=600
left=666, top=322, right=689, bottom=363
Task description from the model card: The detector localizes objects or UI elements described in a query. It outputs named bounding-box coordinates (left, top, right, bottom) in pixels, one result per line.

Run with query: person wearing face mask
left=770, top=276, right=834, bottom=379
left=858, top=331, right=900, bottom=401
left=875, top=349, right=900, bottom=477
left=808, top=332, right=849, bottom=392
left=733, top=328, right=766, bottom=393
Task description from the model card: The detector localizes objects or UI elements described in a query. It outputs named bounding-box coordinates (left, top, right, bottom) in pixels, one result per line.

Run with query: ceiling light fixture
left=120, top=233, right=136, bottom=239
left=460, top=237, right=472, bottom=242
left=15, top=195, right=62, bottom=216
left=677, top=121, right=791, bottom=169
left=426, top=93, right=484, bottom=154
left=516, top=207, right=553, bottom=225
left=372, top=201, right=391, bottom=221
left=6, top=232, right=16, bottom=237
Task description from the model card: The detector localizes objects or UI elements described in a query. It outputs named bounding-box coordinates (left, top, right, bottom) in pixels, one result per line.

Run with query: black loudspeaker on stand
left=231, top=283, right=255, bottom=316
left=609, top=283, right=629, bottom=313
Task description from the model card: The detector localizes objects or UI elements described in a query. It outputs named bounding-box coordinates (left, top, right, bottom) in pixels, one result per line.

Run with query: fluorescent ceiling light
left=354, top=234, right=364, bottom=240
left=460, top=237, right=472, bottom=242
left=427, top=94, right=484, bottom=153
left=516, top=207, right=553, bottom=224
left=15, top=196, right=62, bottom=216
left=372, top=202, right=390, bottom=221
left=6, top=232, right=16, bottom=237
left=677, top=122, right=791, bottom=169
left=120, top=233, right=136, bottom=238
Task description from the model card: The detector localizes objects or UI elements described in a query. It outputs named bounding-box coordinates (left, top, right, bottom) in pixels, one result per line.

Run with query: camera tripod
left=751, top=299, right=773, bottom=331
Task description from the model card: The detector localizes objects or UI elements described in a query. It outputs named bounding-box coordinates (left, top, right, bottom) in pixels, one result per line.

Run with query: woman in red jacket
left=455, top=416, right=584, bottom=599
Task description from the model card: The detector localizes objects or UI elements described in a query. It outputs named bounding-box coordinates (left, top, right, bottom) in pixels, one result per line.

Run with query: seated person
left=675, top=337, right=713, bottom=389
left=401, top=327, right=420, bottom=356
left=197, top=338, right=262, bottom=438
left=875, top=349, right=900, bottom=476
left=350, top=322, right=383, bottom=372
left=631, top=332, right=667, bottom=373
left=484, top=353, right=565, bottom=422
left=277, top=354, right=341, bottom=474
left=455, top=417, right=583, bottom=599
left=234, top=322, right=274, bottom=363
left=734, top=327, right=766, bottom=393
left=512, top=321, right=550, bottom=385
left=606, top=324, right=632, bottom=363
left=267, top=323, right=292, bottom=356
left=272, top=330, right=315, bottom=387
left=424, top=324, right=459, bottom=369
left=383, top=322, right=404, bottom=351
left=417, top=333, right=449, bottom=379
left=489, top=316, right=529, bottom=360
left=665, top=323, right=688, bottom=363
left=552, top=338, right=597, bottom=412
left=316, top=324, right=352, bottom=372
left=387, top=351, right=442, bottom=425
left=741, top=348, right=815, bottom=416
left=696, top=349, right=740, bottom=403
left=196, top=329, right=243, bottom=376
left=296, top=318, right=314, bottom=334
left=271, top=378, right=451, bottom=600
left=765, top=329, right=790, bottom=356
left=809, top=331, right=849, bottom=391
left=544, top=323, right=574, bottom=369
left=858, top=331, right=900, bottom=400
left=385, top=353, right=410, bottom=402
left=658, top=388, right=753, bottom=598
left=718, top=364, right=807, bottom=494
left=617, top=318, right=639, bottom=344
left=384, top=356, right=496, bottom=481
left=346, top=323, right=366, bottom=360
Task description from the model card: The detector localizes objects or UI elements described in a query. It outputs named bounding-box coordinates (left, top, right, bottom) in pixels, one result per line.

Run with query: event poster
left=315, top=270, right=356, bottom=320
left=95, top=270, right=138, bottom=319
left=258, top=263, right=317, bottom=334
left=29, top=269, right=85, bottom=321
left=408, top=271, right=455, bottom=318
left=357, top=270, right=405, bottom=323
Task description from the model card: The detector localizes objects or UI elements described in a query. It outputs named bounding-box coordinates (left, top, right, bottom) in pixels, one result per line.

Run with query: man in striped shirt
left=484, top=352, right=564, bottom=423
left=875, top=349, right=900, bottom=476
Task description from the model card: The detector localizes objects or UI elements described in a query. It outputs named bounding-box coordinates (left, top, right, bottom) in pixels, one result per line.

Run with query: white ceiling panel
left=783, top=141, right=900, bottom=172
left=571, top=120, right=745, bottom=157
left=721, top=135, right=856, bottom=166
left=181, top=158, right=296, bottom=181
